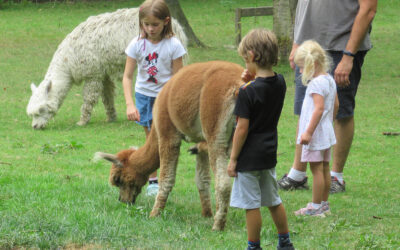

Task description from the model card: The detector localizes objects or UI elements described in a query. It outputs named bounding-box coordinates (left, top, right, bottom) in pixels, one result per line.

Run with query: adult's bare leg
left=332, top=116, right=354, bottom=174
left=330, top=116, right=354, bottom=193
left=278, top=120, right=308, bottom=190
left=293, top=119, right=307, bottom=172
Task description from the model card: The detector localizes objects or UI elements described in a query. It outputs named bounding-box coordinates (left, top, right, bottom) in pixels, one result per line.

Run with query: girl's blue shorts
left=135, top=92, right=156, bottom=129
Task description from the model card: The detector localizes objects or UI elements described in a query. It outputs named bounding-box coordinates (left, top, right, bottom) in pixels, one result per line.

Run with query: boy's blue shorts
left=135, top=92, right=156, bottom=129
left=230, top=168, right=282, bottom=209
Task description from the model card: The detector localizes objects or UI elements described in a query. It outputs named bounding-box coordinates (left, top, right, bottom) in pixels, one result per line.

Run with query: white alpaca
left=27, top=8, right=187, bottom=129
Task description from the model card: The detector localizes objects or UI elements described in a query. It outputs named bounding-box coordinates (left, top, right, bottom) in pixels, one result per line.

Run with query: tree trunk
left=165, top=0, right=206, bottom=47
left=273, top=0, right=297, bottom=63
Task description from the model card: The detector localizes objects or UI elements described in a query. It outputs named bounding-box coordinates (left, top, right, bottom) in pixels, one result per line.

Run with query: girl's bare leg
left=310, top=161, right=324, bottom=204
left=322, top=161, right=331, bottom=201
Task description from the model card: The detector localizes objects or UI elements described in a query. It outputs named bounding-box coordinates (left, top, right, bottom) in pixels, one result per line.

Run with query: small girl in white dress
left=294, top=40, right=339, bottom=217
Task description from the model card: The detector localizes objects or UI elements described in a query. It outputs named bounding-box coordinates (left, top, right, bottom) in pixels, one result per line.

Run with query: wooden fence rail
left=235, top=6, right=274, bottom=46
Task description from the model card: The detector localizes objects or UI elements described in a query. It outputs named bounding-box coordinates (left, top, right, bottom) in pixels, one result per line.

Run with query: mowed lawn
left=0, top=0, right=399, bottom=249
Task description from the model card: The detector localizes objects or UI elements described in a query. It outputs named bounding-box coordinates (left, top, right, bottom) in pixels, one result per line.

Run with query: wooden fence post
left=235, top=6, right=274, bottom=46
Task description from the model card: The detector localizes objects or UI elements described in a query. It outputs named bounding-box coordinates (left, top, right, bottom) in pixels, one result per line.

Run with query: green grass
left=0, top=0, right=399, bottom=249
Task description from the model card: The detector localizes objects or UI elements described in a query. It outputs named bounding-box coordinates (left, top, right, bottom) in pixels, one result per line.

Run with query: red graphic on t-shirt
left=145, top=52, right=159, bottom=84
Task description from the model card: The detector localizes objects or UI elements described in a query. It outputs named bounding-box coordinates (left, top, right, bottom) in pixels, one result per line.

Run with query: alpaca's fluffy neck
left=44, top=64, right=73, bottom=111
left=130, top=128, right=160, bottom=177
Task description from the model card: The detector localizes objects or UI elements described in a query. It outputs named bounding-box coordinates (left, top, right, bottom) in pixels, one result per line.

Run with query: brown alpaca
left=95, top=61, right=244, bottom=231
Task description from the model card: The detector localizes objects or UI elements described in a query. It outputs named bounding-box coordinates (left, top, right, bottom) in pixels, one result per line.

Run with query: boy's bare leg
left=246, top=208, right=262, bottom=242
left=268, top=203, right=289, bottom=234
left=269, top=203, right=294, bottom=249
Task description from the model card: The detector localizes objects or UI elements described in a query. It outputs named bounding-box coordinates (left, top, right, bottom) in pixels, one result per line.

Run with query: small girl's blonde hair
left=139, top=0, right=174, bottom=39
left=294, top=40, right=332, bottom=85
left=238, top=28, right=278, bottom=68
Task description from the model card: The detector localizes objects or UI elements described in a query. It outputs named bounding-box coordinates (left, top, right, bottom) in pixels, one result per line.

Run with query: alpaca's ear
left=30, top=83, right=37, bottom=93
left=45, top=80, right=52, bottom=93
left=93, top=152, right=124, bottom=168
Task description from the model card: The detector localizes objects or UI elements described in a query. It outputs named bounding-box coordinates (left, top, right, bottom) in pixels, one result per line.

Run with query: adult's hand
left=334, top=55, right=353, bottom=87
left=334, top=0, right=377, bottom=86
left=289, top=43, right=299, bottom=70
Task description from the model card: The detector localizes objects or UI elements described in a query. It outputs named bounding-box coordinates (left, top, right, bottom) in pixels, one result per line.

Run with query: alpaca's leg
left=195, top=149, right=213, bottom=217
left=150, top=135, right=181, bottom=217
left=78, top=80, right=102, bottom=126
left=102, top=76, right=117, bottom=122
left=201, top=101, right=235, bottom=230
left=208, top=147, right=231, bottom=231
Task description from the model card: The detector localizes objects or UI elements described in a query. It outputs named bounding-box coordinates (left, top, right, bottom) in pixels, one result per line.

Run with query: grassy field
left=0, top=0, right=399, bottom=249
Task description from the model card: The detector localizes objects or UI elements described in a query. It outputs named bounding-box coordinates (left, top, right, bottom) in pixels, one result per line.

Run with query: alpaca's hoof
left=212, top=220, right=226, bottom=231
left=149, top=209, right=160, bottom=218
left=77, top=120, right=88, bottom=126
left=202, top=209, right=213, bottom=218
left=106, top=115, right=117, bottom=122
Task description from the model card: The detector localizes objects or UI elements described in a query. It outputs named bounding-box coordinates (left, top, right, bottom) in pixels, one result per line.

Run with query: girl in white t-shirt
left=293, top=40, right=339, bottom=217
left=122, top=0, right=186, bottom=196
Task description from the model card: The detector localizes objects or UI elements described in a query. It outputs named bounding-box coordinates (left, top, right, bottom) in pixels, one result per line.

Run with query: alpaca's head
left=94, top=148, right=148, bottom=204
left=27, top=80, right=56, bottom=129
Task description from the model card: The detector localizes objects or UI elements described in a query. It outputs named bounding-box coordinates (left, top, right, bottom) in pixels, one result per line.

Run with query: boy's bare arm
left=228, top=117, right=249, bottom=177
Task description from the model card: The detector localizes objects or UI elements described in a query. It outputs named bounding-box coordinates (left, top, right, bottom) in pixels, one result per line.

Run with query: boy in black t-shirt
left=227, top=29, right=294, bottom=250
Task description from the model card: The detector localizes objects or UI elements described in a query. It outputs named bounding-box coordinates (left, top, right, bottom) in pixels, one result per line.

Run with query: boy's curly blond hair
left=238, top=28, right=278, bottom=68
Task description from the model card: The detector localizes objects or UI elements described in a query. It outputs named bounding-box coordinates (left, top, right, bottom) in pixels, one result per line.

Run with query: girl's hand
left=241, top=69, right=255, bottom=82
left=126, top=104, right=140, bottom=121
left=300, top=132, right=312, bottom=145
left=227, top=159, right=238, bottom=177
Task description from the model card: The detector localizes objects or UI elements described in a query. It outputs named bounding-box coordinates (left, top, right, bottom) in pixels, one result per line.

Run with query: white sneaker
left=146, top=183, right=159, bottom=196
left=321, top=201, right=331, bottom=215
left=294, top=203, right=325, bottom=217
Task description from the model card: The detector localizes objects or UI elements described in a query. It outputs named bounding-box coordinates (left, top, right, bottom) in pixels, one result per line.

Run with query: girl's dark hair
left=139, top=0, right=174, bottom=39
